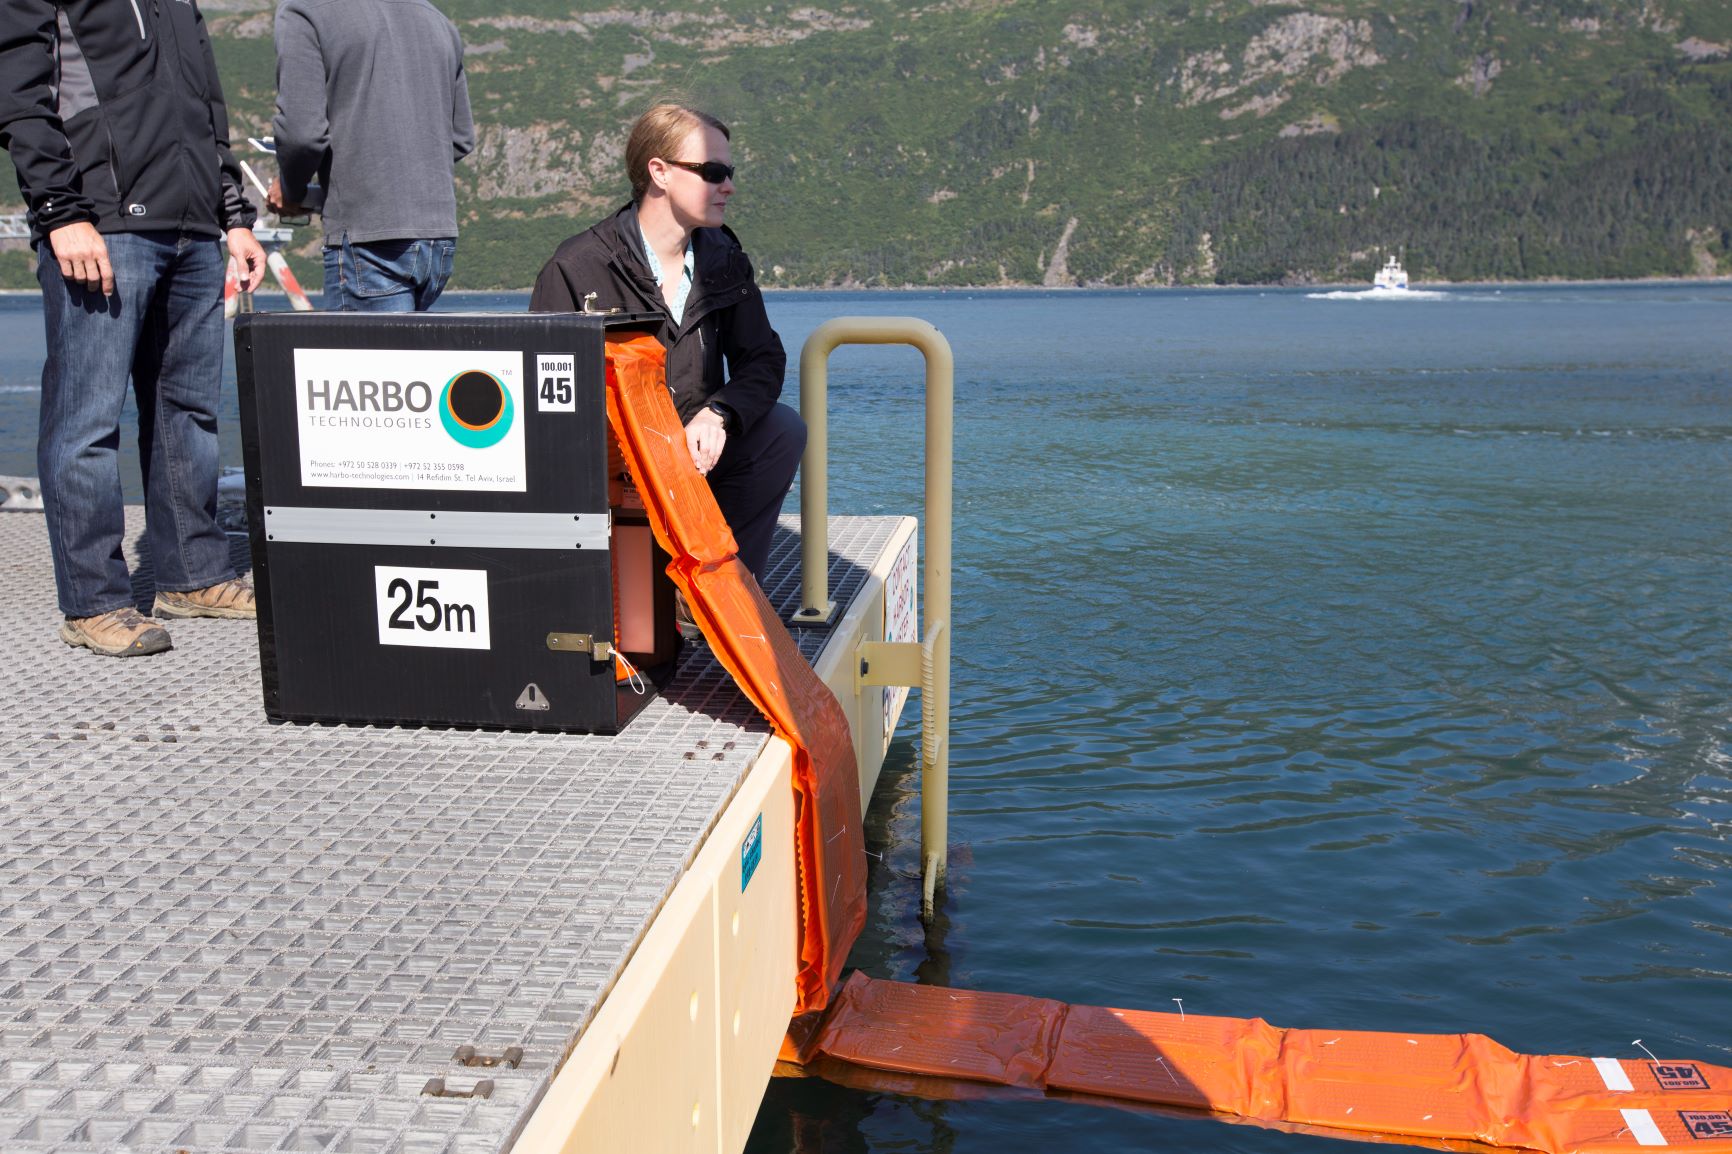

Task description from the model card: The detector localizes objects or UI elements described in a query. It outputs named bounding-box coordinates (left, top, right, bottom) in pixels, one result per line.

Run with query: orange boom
left=793, top=974, right=1732, bottom=1154
left=604, top=333, right=866, bottom=1013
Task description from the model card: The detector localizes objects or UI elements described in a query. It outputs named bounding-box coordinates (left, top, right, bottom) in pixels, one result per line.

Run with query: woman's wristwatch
left=706, top=401, right=735, bottom=432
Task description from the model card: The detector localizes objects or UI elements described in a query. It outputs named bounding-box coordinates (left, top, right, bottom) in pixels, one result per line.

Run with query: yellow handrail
left=795, top=317, right=953, bottom=923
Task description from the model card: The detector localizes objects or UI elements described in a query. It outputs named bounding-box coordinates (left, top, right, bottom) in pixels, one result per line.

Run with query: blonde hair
left=625, top=103, right=731, bottom=202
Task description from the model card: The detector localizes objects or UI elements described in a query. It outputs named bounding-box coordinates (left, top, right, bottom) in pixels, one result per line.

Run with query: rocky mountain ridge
left=2, top=0, right=1728, bottom=289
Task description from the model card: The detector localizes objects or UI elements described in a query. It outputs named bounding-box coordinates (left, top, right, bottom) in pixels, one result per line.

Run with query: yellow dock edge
left=512, top=516, right=919, bottom=1153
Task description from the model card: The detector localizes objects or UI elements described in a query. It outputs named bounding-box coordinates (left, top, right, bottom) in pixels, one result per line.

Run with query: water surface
left=753, top=284, right=1732, bottom=1153
left=2, top=284, right=1728, bottom=1153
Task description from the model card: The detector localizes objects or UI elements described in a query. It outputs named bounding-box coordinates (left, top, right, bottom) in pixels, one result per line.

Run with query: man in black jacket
left=530, top=104, right=803, bottom=586
left=1, top=0, right=266, bottom=656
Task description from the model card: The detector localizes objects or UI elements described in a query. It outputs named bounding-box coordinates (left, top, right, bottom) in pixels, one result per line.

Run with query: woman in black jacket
left=530, top=104, right=804, bottom=584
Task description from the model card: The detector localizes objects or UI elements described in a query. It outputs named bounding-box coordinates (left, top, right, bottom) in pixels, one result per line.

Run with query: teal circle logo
left=439, top=370, right=513, bottom=448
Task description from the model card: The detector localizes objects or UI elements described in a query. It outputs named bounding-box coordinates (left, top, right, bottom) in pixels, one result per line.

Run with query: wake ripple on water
left=1306, top=288, right=1457, bottom=301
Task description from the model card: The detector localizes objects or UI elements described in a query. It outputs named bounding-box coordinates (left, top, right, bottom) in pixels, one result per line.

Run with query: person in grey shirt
left=267, top=0, right=475, bottom=311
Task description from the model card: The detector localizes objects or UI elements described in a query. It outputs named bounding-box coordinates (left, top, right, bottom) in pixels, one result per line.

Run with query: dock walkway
left=0, top=507, right=901, bottom=1154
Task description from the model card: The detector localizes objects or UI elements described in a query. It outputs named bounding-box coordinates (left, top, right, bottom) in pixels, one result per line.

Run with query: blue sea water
left=2, top=284, right=1729, bottom=1152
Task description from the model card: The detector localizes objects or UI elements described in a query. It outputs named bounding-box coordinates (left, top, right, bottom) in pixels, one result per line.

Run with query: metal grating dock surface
left=0, top=508, right=902, bottom=1154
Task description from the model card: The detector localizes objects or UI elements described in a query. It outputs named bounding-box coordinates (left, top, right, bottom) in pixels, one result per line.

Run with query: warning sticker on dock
left=295, top=347, right=526, bottom=492
left=742, top=814, right=763, bottom=892
left=883, top=534, right=917, bottom=742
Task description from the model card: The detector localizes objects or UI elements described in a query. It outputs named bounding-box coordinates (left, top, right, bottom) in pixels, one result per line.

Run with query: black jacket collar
left=597, top=203, right=750, bottom=332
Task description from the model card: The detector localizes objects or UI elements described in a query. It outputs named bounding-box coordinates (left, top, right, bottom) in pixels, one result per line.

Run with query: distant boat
left=1306, top=253, right=1443, bottom=300
left=1371, top=254, right=1409, bottom=291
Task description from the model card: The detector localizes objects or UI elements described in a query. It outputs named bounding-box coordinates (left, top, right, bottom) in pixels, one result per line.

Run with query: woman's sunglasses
left=663, top=159, right=736, bottom=184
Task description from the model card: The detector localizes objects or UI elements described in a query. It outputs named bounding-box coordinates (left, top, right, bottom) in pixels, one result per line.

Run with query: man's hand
left=685, top=406, right=728, bottom=475
left=264, top=176, right=304, bottom=218
left=227, top=228, right=267, bottom=292
left=48, top=222, right=114, bottom=295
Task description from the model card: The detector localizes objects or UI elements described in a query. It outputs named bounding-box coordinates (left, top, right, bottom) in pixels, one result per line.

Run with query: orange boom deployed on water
left=601, top=333, right=1732, bottom=1154
left=789, top=974, right=1732, bottom=1154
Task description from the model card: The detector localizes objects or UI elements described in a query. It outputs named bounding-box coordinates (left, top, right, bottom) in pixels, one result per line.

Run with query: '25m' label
left=374, top=566, right=491, bottom=649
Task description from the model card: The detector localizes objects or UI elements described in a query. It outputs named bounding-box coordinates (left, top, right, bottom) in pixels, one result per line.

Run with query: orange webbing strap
left=793, top=974, right=1732, bottom=1153
left=603, top=334, right=867, bottom=1012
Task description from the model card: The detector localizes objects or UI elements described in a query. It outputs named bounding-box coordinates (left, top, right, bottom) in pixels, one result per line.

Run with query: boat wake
left=1307, top=288, right=1451, bottom=301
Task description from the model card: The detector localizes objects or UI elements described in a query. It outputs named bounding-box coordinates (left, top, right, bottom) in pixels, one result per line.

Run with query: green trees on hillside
left=1165, top=111, right=1732, bottom=283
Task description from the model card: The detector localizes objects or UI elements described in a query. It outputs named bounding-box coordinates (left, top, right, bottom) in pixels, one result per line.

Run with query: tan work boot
left=59, top=607, right=173, bottom=657
left=153, top=577, right=256, bottom=620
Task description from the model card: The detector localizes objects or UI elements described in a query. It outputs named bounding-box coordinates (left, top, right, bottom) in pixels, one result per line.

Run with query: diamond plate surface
left=0, top=507, right=905, bottom=1154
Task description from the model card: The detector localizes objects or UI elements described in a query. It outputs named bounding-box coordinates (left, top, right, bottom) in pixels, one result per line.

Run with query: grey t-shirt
left=272, top=0, right=475, bottom=245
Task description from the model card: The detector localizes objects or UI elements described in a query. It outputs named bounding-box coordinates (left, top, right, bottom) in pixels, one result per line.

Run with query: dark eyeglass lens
left=670, top=159, right=735, bottom=184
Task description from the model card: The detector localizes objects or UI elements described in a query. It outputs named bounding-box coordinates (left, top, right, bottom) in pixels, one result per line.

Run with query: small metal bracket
left=546, top=632, right=613, bottom=661
left=422, top=1077, right=494, bottom=1099
left=454, top=1045, right=524, bottom=1069
left=856, top=640, right=924, bottom=694
left=790, top=600, right=837, bottom=627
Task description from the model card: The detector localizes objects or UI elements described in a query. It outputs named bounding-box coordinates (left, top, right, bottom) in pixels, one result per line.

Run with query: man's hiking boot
left=59, top=607, right=173, bottom=657
left=153, top=577, right=256, bottom=620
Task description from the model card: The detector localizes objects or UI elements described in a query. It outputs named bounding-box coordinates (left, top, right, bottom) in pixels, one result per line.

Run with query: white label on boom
left=374, top=566, right=491, bottom=649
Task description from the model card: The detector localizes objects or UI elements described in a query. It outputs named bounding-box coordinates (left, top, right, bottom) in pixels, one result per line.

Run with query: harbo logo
left=439, top=370, right=514, bottom=449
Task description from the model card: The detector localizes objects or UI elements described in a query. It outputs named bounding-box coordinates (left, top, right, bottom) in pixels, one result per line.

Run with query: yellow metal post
left=797, top=318, right=952, bottom=923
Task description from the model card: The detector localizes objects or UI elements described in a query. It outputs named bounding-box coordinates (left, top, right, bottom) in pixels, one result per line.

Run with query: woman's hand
left=685, top=406, right=728, bottom=475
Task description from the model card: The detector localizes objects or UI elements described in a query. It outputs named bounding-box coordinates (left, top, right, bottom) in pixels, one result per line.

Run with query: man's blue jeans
left=36, top=230, right=236, bottom=619
left=322, top=235, right=455, bottom=312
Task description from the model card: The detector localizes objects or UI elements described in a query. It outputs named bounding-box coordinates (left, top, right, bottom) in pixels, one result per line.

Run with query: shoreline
left=763, top=273, right=1732, bottom=293
left=3, top=274, right=1729, bottom=299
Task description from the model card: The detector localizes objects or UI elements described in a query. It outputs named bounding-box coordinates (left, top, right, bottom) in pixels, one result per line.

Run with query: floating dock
left=0, top=506, right=915, bottom=1154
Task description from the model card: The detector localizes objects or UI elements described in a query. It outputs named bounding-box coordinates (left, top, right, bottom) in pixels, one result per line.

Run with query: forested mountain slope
left=3, top=0, right=1730, bottom=288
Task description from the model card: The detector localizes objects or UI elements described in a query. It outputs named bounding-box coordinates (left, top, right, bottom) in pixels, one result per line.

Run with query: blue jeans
left=37, top=231, right=235, bottom=618
left=708, top=403, right=807, bottom=583
left=322, top=236, right=455, bottom=312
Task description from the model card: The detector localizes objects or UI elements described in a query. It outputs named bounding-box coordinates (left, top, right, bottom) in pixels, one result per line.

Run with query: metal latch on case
left=546, top=632, right=613, bottom=661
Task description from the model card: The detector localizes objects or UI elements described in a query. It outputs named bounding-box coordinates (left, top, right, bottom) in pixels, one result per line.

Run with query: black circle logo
left=447, top=371, right=504, bottom=430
